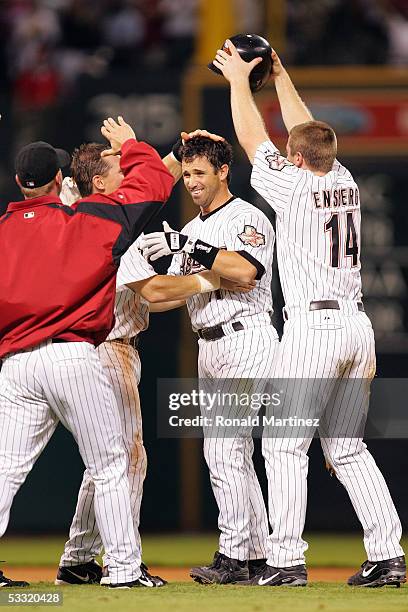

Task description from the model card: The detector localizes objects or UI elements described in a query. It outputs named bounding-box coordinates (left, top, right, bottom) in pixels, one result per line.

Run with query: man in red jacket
left=0, top=117, right=174, bottom=589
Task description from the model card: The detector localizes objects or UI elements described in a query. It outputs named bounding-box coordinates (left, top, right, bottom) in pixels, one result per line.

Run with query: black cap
left=15, top=141, right=71, bottom=189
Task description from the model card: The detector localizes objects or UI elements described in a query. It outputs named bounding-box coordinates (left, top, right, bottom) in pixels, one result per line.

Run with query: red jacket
left=0, top=139, right=174, bottom=358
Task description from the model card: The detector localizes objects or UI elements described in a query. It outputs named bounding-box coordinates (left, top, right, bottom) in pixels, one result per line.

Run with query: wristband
left=183, top=238, right=220, bottom=270
left=171, top=137, right=183, bottom=163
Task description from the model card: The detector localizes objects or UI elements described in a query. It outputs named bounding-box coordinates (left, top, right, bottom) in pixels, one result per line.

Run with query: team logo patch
left=238, top=225, right=265, bottom=247
left=265, top=153, right=292, bottom=171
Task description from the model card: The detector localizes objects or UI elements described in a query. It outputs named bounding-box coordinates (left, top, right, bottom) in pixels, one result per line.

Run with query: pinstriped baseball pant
left=59, top=341, right=146, bottom=568
left=0, top=341, right=141, bottom=584
left=198, top=324, right=279, bottom=561
left=263, top=309, right=404, bottom=567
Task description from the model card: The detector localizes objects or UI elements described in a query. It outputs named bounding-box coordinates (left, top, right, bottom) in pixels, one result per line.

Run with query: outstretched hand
left=101, top=116, right=136, bottom=157
left=212, top=39, right=262, bottom=83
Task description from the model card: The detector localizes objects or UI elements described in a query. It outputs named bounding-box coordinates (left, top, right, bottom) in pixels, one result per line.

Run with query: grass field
left=1, top=582, right=406, bottom=612
left=1, top=534, right=407, bottom=611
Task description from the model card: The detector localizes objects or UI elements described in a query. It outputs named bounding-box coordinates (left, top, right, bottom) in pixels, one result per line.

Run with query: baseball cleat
left=347, top=556, right=406, bottom=588
left=248, top=558, right=267, bottom=579
left=190, top=551, right=249, bottom=584
left=0, top=569, right=29, bottom=588
left=109, top=565, right=167, bottom=589
left=54, top=560, right=102, bottom=585
left=101, top=562, right=167, bottom=587
left=241, top=563, right=307, bottom=586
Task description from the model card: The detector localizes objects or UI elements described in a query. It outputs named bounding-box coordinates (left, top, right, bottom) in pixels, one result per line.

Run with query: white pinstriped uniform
left=0, top=341, right=140, bottom=584
left=251, top=140, right=403, bottom=567
left=59, top=240, right=156, bottom=569
left=169, top=197, right=279, bottom=561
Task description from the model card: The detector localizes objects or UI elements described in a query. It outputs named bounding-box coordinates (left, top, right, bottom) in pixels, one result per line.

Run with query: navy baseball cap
left=15, top=141, right=71, bottom=189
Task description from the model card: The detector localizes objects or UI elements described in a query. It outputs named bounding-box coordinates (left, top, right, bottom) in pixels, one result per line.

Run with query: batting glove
left=60, top=177, right=81, bottom=207
left=141, top=221, right=220, bottom=269
left=140, top=221, right=191, bottom=261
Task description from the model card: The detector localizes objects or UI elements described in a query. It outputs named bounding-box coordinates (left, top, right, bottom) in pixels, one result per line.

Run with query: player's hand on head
left=213, top=39, right=262, bottom=83
left=220, top=277, right=256, bottom=293
left=101, top=116, right=136, bottom=157
left=181, top=129, right=224, bottom=143
left=140, top=221, right=186, bottom=261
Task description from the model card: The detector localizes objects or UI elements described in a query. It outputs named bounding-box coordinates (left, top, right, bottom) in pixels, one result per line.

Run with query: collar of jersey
left=7, top=195, right=63, bottom=212
left=199, top=196, right=236, bottom=221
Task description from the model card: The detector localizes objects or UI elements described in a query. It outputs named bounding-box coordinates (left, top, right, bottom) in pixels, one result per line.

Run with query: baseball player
left=0, top=117, right=174, bottom=589
left=54, top=138, right=223, bottom=587
left=212, top=42, right=405, bottom=587
left=141, top=135, right=279, bottom=584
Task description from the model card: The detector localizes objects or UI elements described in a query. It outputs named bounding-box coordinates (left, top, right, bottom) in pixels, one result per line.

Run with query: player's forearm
left=230, top=77, right=270, bottom=164
left=173, top=235, right=263, bottom=282
left=162, top=152, right=182, bottom=183
left=211, top=251, right=259, bottom=283
left=149, top=299, right=186, bottom=312
left=119, top=139, right=175, bottom=203
left=274, top=69, right=313, bottom=133
left=132, top=272, right=219, bottom=303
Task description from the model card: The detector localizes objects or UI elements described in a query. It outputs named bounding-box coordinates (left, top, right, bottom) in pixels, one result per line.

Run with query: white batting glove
left=140, top=221, right=192, bottom=261
left=60, top=177, right=81, bottom=207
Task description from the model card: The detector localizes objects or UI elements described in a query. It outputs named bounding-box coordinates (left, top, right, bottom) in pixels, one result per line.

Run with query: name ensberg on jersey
left=312, top=187, right=359, bottom=209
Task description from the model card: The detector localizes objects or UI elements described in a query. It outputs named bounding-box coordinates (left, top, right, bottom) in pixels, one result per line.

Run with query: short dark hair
left=288, top=121, right=337, bottom=173
left=71, top=143, right=110, bottom=197
left=180, top=136, right=233, bottom=182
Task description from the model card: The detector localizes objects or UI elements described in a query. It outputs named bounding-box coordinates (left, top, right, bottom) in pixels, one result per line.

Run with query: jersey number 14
left=325, top=212, right=359, bottom=268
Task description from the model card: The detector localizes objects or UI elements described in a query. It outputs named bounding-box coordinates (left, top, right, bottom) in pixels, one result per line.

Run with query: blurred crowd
left=0, top=0, right=200, bottom=112
left=287, top=0, right=408, bottom=66
left=0, top=0, right=406, bottom=114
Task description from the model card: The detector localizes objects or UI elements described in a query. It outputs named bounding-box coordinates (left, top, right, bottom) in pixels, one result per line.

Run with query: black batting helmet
left=208, top=33, right=273, bottom=93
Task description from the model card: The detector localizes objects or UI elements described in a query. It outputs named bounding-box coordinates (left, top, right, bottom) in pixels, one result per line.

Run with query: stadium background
left=0, top=0, right=407, bottom=541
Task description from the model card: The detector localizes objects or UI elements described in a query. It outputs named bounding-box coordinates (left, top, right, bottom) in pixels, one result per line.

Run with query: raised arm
left=213, top=42, right=268, bottom=164
left=213, top=42, right=313, bottom=161
left=270, top=51, right=313, bottom=133
left=100, top=116, right=174, bottom=204
left=72, top=117, right=175, bottom=259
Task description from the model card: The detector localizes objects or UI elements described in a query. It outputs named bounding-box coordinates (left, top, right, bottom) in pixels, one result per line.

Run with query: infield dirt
left=4, top=565, right=353, bottom=583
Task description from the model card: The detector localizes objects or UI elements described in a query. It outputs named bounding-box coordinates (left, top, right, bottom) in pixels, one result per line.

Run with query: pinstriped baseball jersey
left=59, top=245, right=152, bottom=573
left=251, top=143, right=404, bottom=568
left=251, top=141, right=362, bottom=308
left=106, top=240, right=156, bottom=341
left=167, top=197, right=274, bottom=330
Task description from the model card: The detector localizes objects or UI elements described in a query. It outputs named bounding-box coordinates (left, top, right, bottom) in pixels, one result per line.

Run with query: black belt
left=197, top=321, right=244, bottom=341
left=309, top=300, right=364, bottom=312
left=283, top=301, right=364, bottom=322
